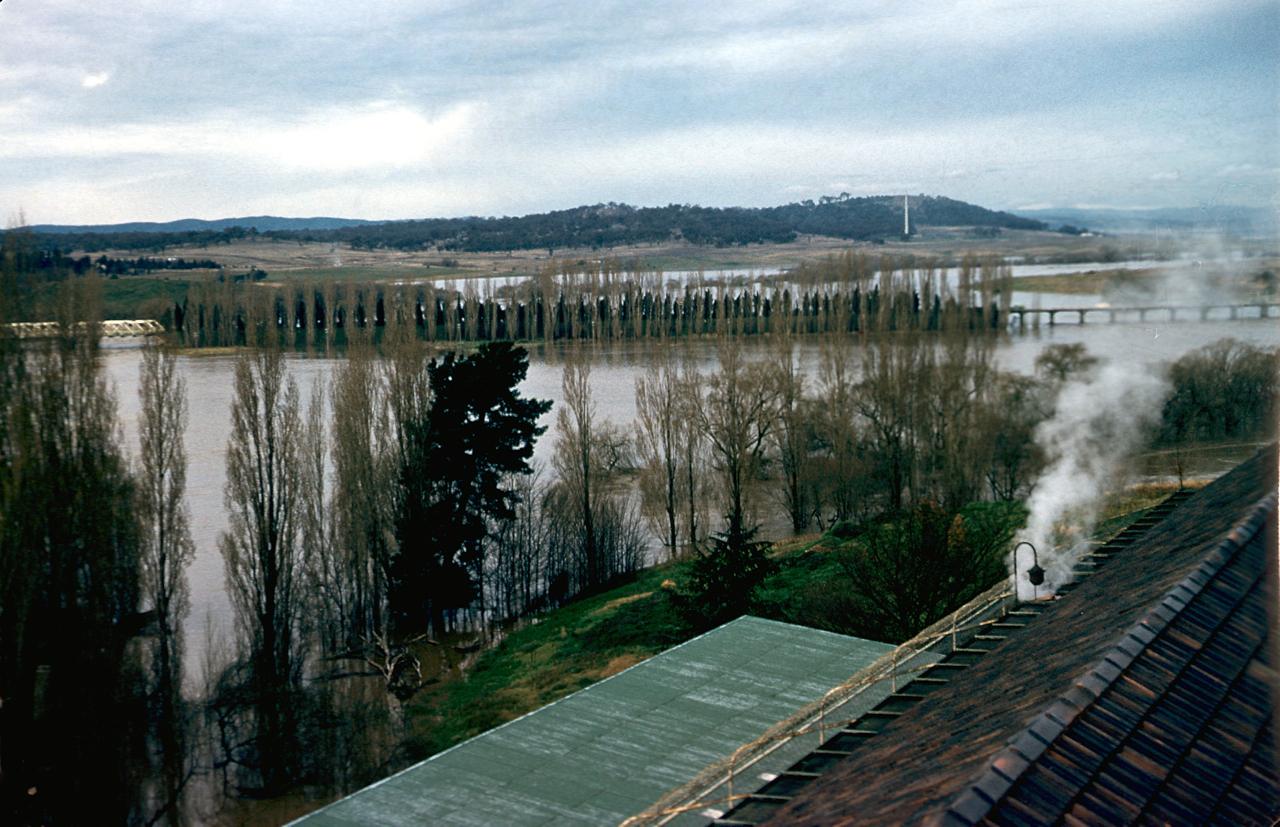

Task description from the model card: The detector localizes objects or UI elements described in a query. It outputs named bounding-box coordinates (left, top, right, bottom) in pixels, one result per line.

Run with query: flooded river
left=99, top=309, right=1278, bottom=674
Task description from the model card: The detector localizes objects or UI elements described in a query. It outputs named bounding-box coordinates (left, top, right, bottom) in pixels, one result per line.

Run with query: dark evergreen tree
left=392, top=342, right=551, bottom=633
left=674, top=521, right=776, bottom=629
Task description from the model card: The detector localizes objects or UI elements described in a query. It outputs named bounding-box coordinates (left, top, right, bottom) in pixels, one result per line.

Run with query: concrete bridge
left=1009, top=302, right=1279, bottom=330
left=3, top=319, right=166, bottom=339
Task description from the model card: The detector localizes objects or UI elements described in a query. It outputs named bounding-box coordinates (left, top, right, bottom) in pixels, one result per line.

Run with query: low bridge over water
left=4, top=319, right=167, bottom=339
left=1009, top=302, right=1279, bottom=329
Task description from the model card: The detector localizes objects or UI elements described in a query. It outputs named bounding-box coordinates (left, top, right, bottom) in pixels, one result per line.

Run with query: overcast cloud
left=1, top=0, right=1276, bottom=223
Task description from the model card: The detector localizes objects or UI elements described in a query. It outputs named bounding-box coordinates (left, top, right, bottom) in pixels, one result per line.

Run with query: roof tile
left=759, top=449, right=1277, bottom=826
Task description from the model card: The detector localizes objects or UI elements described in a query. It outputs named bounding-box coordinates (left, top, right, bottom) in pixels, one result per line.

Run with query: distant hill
left=1013, top=205, right=1277, bottom=237
left=28, top=215, right=382, bottom=234
left=20, top=195, right=1050, bottom=254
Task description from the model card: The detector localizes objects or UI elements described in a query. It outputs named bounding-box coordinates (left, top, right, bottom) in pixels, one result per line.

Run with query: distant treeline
left=96, top=255, right=222, bottom=275
left=175, top=253, right=1015, bottom=347
left=23, top=224, right=265, bottom=254
left=0, top=248, right=219, bottom=279
left=26, top=195, right=1051, bottom=254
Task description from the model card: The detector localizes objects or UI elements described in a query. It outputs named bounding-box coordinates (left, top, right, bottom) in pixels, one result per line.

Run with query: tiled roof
left=762, top=446, right=1278, bottom=826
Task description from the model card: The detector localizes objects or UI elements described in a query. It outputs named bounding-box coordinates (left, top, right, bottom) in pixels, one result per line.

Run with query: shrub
left=1160, top=339, right=1279, bottom=443
left=673, top=522, right=777, bottom=629
left=829, top=501, right=1020, bottom=643
left=828, top=519, right=861, bottom=540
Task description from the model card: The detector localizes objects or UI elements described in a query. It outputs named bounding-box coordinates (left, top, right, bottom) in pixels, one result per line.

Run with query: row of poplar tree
left=174, top=252, right=1016, bottom=347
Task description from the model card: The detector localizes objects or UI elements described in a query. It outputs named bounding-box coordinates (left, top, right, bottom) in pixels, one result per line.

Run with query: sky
left=1, top=0, right=1277, bottom=225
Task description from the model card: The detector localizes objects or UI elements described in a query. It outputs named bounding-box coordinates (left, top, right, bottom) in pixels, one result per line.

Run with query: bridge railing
left=3, top=319, right=166, bottom=339
left=1008, top=302, right=1278, bottom=328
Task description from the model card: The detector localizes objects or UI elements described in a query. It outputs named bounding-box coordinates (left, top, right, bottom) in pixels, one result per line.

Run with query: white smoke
left=1011, top=360, right=1169, bottom=600
left=1107, top=232, right=1267, bottom=310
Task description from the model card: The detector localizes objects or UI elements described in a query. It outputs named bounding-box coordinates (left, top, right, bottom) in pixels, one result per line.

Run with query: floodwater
left=100, top=306, right=1278, bottom=675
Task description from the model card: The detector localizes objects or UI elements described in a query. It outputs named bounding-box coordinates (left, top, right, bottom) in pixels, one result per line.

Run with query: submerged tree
left=771, top=334, right=815, bottom=532
left=676, top=357, right=710, bottom=551
left=220, top=347, right=308, bottom=791
left=634, top=352, right=684, bottom=556
left=138, top=345, right=195, bottom=691
left=137, top=343, right=196, bottom=820
left=321, top=339, right=394, bottom=650
left=553, top=349, right=605, bottom=589
left=813, top=335, right=868, bottom=526
left=697, top=339, right=780, bottom=535
left=1160, top=338, right=1279, bottom=443
left=0, top=276, right=144, bottom=823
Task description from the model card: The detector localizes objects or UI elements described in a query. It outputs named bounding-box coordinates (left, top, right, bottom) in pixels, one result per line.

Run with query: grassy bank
left=26, top=275, right=190, bottom=322
left=1012, top=267, right=1162, bottom=295
left=401, top=560, right=695, bottom=756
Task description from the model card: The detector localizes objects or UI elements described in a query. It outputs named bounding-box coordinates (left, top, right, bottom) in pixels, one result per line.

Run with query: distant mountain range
left=25, top=201, right=1275, bottom=247
left=28, top=215, right=383, bottom=234
left=1014, top=205, right=1277, bottom=236
left=21, top=195, right=1050, bottom=253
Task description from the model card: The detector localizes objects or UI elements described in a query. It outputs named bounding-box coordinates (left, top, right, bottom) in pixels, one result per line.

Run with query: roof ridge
left=934, top=492, right=1278, bottom=827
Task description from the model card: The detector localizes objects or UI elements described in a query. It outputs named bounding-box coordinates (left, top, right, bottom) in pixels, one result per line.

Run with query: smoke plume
left=1011, top=360, right=1168, bottom=600
left=1109, top=232, right=1268, bottom=310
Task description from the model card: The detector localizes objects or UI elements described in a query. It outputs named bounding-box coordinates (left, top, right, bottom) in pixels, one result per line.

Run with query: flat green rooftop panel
left=291, top=615, right=894, bottom=827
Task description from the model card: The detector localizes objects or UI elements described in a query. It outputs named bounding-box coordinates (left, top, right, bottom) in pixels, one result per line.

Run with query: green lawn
left=26, top=276, right=189, bottom=322
left=100, top=276, right=190, bottom=319
left=402, top=561, right=694, bottom=757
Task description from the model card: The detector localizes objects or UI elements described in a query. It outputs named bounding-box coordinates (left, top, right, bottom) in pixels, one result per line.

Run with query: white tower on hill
left=903, top=194, right=910, bottom=236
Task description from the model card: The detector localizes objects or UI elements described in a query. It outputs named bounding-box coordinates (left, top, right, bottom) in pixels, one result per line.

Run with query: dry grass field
left=86, top=228, right=1180, bottom=287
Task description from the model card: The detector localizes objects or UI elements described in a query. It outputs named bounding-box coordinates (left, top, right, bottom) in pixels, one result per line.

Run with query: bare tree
left=770, top=334, right=814, bottom=532
left=634, top=351, right=683, bottom=555
left=676, top=356, right=710, bottom=550
left=382, top=328, right=431, bottom=464
left=0, top=275, right=143, bottom=819
left=854, top=337, right=920, bottom=512
left=299, top=376, right=335, bottom=646
left=915, top=334, right=995, bottom=509
left=489, top=468, right=550, bottom=620
left=325, top=339, right=393, bottom=649
left=554, top=348, right=603, bottom=588
left=220, top=347, right=308, bottom=790
left=979, top=373, right=1048, bottom=500
left=697, top=339, right=780, bottom=534
left=136, top=343, right=196, bottom=815
left=815, top=336, right=867, bottom=524
left=138, top=345, right=194, bottom=681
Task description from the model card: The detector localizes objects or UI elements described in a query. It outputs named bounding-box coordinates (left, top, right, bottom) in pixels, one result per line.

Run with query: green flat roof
left=292, top=616, right=894, bottom=827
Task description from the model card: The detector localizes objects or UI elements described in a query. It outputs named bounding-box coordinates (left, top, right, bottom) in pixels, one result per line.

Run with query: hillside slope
left=23, top=195, right=1049, bottom=253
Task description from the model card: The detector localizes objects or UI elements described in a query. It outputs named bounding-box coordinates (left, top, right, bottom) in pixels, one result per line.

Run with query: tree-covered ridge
left=24, top=195, right=1050, bottom=254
